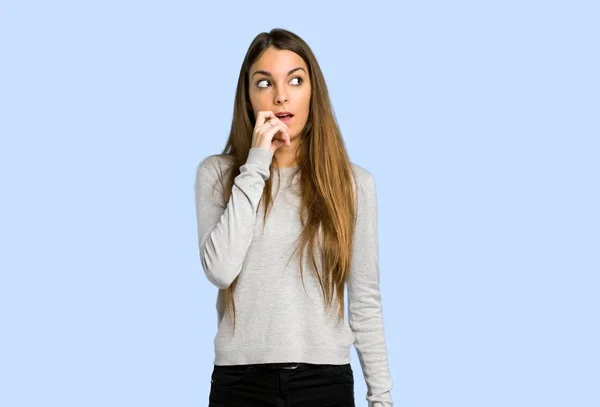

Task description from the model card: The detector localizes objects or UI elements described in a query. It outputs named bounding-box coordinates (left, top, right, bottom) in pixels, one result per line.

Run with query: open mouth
left=275, top=112, right=294, bottom=123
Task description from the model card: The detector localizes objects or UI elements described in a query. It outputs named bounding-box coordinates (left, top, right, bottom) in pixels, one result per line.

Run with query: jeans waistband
left=251, top=362, right=304, bottom=370
left=216, top=362, right=344, bottom=371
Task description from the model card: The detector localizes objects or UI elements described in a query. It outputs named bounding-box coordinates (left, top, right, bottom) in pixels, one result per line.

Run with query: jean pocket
left=318, top=364, right=354, bottom=385
left=210, top=365, right=253, bottom=386
left=340, top=364, right=354, bottom=385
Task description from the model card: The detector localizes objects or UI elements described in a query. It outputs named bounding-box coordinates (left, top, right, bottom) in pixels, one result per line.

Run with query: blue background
left=1, top=1, right=598, bottom=406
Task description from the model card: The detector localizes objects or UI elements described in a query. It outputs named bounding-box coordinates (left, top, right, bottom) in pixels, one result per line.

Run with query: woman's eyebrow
left=252, top=67, right=306, bottom=77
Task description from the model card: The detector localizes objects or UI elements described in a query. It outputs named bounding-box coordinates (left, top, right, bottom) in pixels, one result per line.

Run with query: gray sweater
left=194, top=147, right=393, bottom=406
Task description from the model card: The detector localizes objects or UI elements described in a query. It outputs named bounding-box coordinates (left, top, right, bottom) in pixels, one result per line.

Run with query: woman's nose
left=275, top=92, right=288, bottom=104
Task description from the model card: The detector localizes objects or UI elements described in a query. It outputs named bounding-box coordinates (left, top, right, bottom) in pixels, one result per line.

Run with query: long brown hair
left=214, top=28, right=358, bottom=331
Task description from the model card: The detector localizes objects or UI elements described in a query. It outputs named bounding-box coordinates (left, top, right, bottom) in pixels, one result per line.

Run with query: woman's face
left=248, top=47, right=311, bottom=140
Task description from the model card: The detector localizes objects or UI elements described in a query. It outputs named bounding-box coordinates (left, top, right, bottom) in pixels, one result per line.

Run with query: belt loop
left=281, top=363, right=300, bottom=369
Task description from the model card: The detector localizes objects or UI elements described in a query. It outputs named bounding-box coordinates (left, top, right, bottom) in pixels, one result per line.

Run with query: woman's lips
left=279, top=115, right=293, bottom=124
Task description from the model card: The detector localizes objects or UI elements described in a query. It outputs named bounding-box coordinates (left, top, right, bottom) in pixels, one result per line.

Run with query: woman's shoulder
left=197, top=153, right=236, bottom=175
left=349, top=162, right=375, bottom=189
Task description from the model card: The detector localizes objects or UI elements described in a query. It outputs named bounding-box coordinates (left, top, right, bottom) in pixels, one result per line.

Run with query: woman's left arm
left=347, top=170, right=394, bottom=407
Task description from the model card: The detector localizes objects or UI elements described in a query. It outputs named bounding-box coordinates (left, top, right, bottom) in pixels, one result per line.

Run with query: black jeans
left=208, top=362, right=355, bottom=407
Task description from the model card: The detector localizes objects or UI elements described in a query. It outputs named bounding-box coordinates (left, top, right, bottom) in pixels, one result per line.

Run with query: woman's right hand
left=251, top=111, right=291, bottom=154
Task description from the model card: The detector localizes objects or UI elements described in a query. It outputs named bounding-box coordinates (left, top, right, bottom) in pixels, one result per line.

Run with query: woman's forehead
left=251, top=48, right=307, bottom=73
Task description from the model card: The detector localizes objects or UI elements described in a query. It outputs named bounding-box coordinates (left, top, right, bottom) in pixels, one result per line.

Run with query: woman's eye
left=256, top=77, right=303, bottom=88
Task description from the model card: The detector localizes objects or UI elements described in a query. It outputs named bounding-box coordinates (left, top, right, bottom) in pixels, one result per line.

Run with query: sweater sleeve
left=194, top=148, right=273, bottom=289
left=347, top=171, right=394, bottom=407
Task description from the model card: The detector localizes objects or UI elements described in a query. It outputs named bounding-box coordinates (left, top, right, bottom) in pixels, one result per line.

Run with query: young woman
left=195, top=28, right=393, bottom=407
